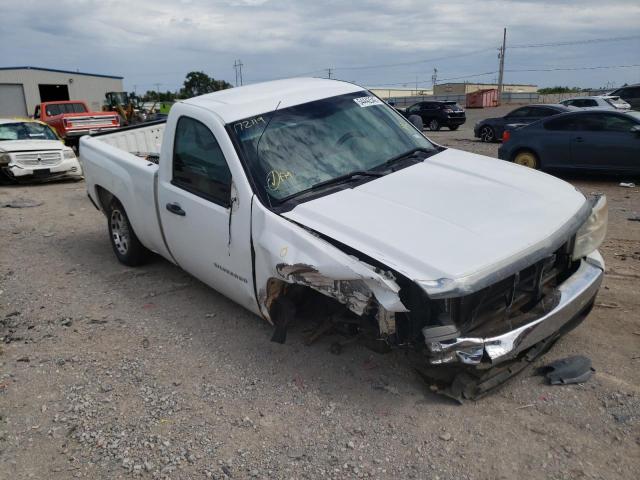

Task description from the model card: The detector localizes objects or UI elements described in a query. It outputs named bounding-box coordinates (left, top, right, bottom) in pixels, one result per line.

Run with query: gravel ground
left=1, top=106, right=639, bottom=479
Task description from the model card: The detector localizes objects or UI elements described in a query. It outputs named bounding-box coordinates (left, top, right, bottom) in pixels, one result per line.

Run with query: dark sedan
left=474, top=104, right=572, bottom=142
left=498, top=110, right=640, bottom=174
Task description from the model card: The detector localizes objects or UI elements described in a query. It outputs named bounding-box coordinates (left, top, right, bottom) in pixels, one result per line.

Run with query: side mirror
left=631, top=125, right=640, bottom=135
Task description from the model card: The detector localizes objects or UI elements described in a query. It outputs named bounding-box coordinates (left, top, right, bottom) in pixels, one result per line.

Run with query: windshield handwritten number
left=233, top=116, right=266, bottom=133
left=266, top=170, right=292, bottom=191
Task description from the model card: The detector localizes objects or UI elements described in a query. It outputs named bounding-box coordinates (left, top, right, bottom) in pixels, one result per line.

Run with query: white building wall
left=0, top=68, right=123, bottom=115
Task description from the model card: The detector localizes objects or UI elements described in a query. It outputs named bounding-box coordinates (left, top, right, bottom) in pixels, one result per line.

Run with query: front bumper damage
left=420, top=251, right=604, bottom=401
left=426, top=252, right=603, bottom=366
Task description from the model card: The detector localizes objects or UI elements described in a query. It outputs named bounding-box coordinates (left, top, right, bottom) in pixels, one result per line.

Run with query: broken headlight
left=572, top=195, right=607, bottom=261
left=0, top=153, right=10, bottom=166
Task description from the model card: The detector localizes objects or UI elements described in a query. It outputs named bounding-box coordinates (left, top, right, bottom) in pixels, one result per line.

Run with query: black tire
left=479, top=125, right=495, bottom=142
left=408, top=114, right=423, bottom=130
left=428, top=119, right=441, bottom=131
left=449, top=125, right=459, bottom=131
left=106, top=199, right=150, bottom=266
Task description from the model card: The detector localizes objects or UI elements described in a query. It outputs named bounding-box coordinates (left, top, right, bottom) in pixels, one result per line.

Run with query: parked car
left=33, top=100, right=120, bottom=144
left=80, top=78, right=606, bottom=398
left=498, top=110, right=640, bottom=174
left=474, top=104, right=572, bottom=142
left=399, top=101, right=466, bottom=131
left=608, top=84, right=640, bottom=110
left=0, top=118, right=82, bottom=181
left=560, top=96, right=630, bottom=110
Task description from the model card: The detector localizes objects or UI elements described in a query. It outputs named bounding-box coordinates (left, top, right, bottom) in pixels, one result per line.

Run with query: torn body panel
left=251, top=200, right=407, bottom=337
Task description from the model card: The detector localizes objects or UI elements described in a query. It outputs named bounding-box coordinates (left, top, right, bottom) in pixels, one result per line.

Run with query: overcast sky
left=2, top=0, right=639, bottom=93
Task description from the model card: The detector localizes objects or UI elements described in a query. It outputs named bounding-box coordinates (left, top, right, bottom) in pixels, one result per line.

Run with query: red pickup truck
left=33, top=100, right=120, bottom=143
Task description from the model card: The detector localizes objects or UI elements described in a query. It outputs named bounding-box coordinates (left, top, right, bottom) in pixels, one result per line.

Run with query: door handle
left=575, top=137, right=584, bottom=142
left=166, top=202, right=186, bottom=216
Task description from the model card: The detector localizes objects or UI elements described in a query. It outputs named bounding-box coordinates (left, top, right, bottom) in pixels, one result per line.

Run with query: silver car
left=560, top=95, right=631, bottom=111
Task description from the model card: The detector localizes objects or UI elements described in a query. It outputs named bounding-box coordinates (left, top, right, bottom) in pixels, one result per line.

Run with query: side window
left=601, top=114, right=636, bottom=133
left=584, top=99, right=598, bottom=107
left=407, top=104, right=419, bottom=113
left=537, top=107, right=559, bottom=117
left=46, top=104, right=60, bottom=116
left=544, top=115, right=580, bottom=131
left=507, top=107, right=530, bottom=118
left=172, top=116, right=232, bottom=206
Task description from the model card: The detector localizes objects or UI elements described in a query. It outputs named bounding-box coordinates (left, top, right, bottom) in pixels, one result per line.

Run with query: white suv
left=560, top=95, right=631, bottom=110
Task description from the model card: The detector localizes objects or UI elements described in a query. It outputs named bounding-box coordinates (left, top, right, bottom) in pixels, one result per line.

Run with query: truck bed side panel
left=80, top=135, right=170, bottom=260
left=97, top=123, right=164, bottom=154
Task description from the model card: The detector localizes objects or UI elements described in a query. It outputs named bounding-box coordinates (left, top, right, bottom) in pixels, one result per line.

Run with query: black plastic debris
left=537, top=355, right=595, bottom=385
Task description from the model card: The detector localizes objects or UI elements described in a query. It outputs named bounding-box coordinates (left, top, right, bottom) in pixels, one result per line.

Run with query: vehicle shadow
left=61, top=228, right=458, bottom=407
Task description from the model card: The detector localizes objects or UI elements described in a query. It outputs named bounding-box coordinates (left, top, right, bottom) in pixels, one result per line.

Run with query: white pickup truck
left=80, top=78, right=607, bottom=398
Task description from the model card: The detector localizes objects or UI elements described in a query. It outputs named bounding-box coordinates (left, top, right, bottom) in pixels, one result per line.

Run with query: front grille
left=68, top=116, right=117, bottom=128
left=450, top=239, right=577, bottom=336
left=14, top=151, right=62, bottom=167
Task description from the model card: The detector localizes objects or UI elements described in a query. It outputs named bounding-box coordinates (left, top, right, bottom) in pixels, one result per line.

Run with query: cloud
left=1, top=0, right=638, bottom=90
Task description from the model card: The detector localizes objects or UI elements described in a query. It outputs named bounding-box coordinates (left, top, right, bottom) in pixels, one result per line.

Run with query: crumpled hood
left=0, top=140, right=65, bottom=153
left=283, top=148, right=587, bottom=291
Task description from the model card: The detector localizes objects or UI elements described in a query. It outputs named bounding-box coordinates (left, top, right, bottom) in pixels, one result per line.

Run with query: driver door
left=157, top=109, right=255, bottom=310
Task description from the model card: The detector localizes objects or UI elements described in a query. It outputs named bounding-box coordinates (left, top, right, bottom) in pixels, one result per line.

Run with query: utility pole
left=154, top=83, right=161, bottom=100
left=497, top=27, right=507, bottom=105
left=431, top=68, right=438, bottom=89
left=234, top=60, right=244, bottom=86
left=234, top=60, right=238, bottom=86
left=326, top=68, right=332, bottom=79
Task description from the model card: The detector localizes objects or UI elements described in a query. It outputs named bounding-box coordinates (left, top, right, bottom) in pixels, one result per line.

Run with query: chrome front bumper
left=426, top=251, right=604, bottom=366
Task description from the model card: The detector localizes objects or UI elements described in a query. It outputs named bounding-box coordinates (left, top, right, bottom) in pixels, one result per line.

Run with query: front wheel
left=513, top=150, right=540, bottom=169
left=107, top=200, right=150, bottom=266
left=449, top=125, right=459, bottom=131
left=428, top=119, right=441, bottom=131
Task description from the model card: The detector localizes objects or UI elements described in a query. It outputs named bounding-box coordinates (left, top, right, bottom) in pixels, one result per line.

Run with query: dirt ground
left=1, top=106, right=639, bottom=480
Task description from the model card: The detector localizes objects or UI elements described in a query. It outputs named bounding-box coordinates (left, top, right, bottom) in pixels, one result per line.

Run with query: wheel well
left=95, top=185, right=115, bottom=213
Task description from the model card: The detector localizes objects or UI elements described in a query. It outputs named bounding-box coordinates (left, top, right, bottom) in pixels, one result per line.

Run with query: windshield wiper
left=374, top=147, right=436, bottom=172
left=279, top=170, right=384, bottom=203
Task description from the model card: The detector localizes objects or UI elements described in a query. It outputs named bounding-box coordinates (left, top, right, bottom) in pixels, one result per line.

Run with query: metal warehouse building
left=434, top=82, right=537, bottom=96
left=0, top=66, right=123, bottom=117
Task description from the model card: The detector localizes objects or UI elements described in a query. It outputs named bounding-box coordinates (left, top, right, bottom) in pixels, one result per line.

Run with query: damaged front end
left=252, top=194, right=606, bottom=400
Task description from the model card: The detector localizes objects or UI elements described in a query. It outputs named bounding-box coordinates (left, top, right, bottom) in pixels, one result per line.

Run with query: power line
left=366, top=64, right=640, bottom=88
left=331, top=48, right=495, bottom=72
left=509, top=34, right=640, bottom=49
left=505, top=63, right=640, bottom=73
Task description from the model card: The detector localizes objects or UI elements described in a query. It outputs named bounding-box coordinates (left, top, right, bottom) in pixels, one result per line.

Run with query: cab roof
left=181, top=77, right=365, bottom=124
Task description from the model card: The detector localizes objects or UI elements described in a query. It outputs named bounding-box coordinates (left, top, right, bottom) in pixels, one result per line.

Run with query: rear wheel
left=449, top=125, right=459, bottom=131
left=480, top=126, right=495, bottom=142
left=513, top=150, right=539, bottom=169
left=428, top=119, right=441, bottom=131
left=107, top=200, right=150, bottom=266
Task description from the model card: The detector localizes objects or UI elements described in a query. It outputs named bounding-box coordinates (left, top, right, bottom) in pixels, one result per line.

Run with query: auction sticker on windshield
left=353, top=96, right=383, bottom=108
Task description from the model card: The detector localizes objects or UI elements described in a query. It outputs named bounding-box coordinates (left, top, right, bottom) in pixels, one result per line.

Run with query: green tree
left=537, top=86, right=582, bottom=94
left=180, top=71, right=232, bottom=98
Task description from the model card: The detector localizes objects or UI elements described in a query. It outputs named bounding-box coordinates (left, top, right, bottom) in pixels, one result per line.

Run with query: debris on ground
left=619, top=182, right=636, bottom=188
left=537, top=355, right=595, bottom=385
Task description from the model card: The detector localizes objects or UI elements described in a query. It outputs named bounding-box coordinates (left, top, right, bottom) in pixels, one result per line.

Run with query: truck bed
left=94, top=121, right=165, bottom=162
left=79, top=121, right=172, bottom=260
